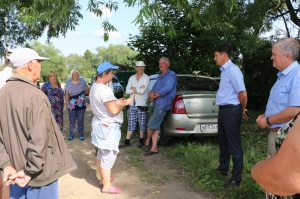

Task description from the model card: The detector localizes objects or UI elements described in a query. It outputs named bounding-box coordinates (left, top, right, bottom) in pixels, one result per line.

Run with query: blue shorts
left=127, top=105, right=147, bottom=132
left=147, top=107, right=167, bottom=130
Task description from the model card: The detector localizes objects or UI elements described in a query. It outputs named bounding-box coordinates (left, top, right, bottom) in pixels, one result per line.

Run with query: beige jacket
left=0, top=75, right=77, bottom=187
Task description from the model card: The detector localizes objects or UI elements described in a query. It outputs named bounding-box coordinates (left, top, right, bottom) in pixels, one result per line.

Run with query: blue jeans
left=10, top=180, right=58, bottom=199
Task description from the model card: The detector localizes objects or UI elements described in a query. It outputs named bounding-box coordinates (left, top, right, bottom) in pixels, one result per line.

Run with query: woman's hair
left=96, top=69, right=113, bottom=78
left=48, top=71, right=57, bottom=79
left=70, top=69, right=80, bottom=79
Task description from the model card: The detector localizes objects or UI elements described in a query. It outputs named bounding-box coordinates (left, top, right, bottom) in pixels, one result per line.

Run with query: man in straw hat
left=120, top=61, right=150, bottom=148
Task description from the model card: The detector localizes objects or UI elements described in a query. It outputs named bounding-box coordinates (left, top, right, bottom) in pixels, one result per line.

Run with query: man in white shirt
left=121, top=61, right=150, bottom=148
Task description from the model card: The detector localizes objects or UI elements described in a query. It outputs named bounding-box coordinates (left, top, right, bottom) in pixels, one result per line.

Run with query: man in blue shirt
left=255, top=37, right=300, bottom=198
left=214, top=44, right=249, bottom=187
left=144, top=57, right=177, bottom=156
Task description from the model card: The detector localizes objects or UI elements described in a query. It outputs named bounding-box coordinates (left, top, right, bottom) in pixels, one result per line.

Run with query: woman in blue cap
left=89, top=62, right=133, bottom=194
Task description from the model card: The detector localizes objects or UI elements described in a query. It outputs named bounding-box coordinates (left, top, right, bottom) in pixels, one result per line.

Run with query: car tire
left=158, top=130, right=171, bottom=146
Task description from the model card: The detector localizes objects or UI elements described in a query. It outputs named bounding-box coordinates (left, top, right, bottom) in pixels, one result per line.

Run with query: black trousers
left=217, top=105, right=243, bottom=181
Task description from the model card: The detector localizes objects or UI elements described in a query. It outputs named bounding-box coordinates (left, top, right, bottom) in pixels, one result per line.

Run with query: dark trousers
left=217, top=105, right=243, bottom=181
left=68, top=109, right=86, bottom=137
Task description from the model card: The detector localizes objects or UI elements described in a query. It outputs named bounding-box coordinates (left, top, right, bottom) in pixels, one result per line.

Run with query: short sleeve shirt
left=89, top=83, right=123, bottom=124
left=266, top=61, right=300, bottom=128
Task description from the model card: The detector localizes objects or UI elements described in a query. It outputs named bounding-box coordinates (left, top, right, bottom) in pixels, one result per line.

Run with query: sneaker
left=68, top=136, right=74, bottom=140
left=79, top=136, right=85, bottom=140
left=119, top=142, right=131, bottom=148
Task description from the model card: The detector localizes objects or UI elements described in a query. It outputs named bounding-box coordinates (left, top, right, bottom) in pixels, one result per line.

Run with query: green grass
left=160, top=111, right=268, bottom=198
left=120, top=107, right=267, bottom=198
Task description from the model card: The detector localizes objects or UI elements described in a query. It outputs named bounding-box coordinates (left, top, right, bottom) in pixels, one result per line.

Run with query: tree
left=94, top=44, right=139, bottom=70
left=30, top=41, right=68, bottom=83
left=0, top=0, right=82, bottom=56
left=65, top=53, right=97, bottom=83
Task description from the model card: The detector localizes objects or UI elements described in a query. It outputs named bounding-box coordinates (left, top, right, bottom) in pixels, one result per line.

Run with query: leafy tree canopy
left=0, top=0, right=82, bottom=56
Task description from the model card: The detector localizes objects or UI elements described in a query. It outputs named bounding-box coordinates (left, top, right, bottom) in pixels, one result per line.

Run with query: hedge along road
left=58, top=104, right=211, bottom=199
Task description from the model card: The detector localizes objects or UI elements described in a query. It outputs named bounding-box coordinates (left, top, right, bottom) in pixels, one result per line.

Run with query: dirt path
left=58, top=105, right=211, bottom=199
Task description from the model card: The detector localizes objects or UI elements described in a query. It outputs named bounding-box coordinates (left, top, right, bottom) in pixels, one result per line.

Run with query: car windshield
left=177, top=76, right=219, bottom=91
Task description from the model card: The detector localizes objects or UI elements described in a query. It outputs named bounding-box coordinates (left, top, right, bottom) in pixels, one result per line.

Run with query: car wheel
left=158, top=130, right=171, bottom=146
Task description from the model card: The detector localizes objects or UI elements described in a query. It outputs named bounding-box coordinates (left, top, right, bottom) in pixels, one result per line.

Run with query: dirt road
left=58, top=105, right=210, bottom=199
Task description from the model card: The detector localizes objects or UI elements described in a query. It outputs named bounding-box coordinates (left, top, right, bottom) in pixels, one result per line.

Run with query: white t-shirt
left=0, top=67, right=12, bottom=89
left=89, top=82, right=123, bottom=124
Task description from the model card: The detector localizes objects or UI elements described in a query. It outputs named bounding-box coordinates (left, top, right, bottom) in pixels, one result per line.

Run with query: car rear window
left=177, top=76, right=219, bottom=91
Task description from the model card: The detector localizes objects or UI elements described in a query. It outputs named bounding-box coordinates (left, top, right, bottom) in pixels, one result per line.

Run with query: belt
left=219, top=104, right=240, bottom=109
left=270, top=127, right=280, bottom=132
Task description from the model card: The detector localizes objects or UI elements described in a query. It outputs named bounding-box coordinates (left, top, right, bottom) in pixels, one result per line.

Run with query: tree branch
left=285, top=0, right=300, bottom=27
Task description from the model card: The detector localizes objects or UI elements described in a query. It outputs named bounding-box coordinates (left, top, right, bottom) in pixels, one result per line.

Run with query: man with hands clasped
left=121, top=61, right=150, bottom=148
left=0, top=48, right=77, bottom=198
left=256, top=38, right=300, bottom=158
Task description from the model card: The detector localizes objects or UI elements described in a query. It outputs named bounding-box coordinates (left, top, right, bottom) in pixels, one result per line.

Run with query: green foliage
left=161, top=110, right=268, bottom=198
left=0, top=0, right=82, bottom=56
left=65, top=53, right=94, bottom=83
left=95, top=44, right=139, bottom=70
left=242, top=39, right=278, bottom=110
left=30, top=41, right=68, bottom=83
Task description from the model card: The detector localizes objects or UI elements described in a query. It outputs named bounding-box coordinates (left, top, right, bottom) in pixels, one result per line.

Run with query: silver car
left=149, top=74, right=219, bottom=142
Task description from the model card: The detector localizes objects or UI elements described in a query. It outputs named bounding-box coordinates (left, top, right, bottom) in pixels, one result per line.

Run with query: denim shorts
left=147, top=107, right=167, bottom=130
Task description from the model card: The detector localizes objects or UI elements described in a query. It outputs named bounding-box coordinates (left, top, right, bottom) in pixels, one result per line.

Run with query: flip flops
left=143, top=151, right=159, bottom=156
left=143, top=145, right=151, bottom=152
left=102, top=186, right=122, bottom=194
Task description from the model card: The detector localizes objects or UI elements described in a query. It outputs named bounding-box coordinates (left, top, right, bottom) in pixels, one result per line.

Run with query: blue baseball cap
left=97, top=61, right=119, bottom=74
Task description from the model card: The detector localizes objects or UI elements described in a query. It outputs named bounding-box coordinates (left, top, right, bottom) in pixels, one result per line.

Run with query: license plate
left=200, top=124, right=218, bottom=132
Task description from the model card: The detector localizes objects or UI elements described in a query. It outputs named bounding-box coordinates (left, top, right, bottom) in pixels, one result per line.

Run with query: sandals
left=143, top=145, right=151, bottom=152
left=102, top=186, right=122, bottom=194
left=143, top=151, right=159, bottom=156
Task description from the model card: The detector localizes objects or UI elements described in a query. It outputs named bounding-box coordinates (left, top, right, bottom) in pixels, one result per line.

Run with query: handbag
left=266, top=112, right=300, bottom=199
left=275, top=112, right=300, bottom=152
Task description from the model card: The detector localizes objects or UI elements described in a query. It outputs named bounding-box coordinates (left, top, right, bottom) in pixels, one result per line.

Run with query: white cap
left=135, top=61, right=146, bottom=67
left=9, top=48, right=49, bottom=67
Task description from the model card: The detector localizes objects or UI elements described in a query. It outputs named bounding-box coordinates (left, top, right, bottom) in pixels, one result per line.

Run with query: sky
left=37, top=1, right=141, bottom=56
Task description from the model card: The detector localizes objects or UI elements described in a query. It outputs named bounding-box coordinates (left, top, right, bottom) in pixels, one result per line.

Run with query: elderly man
left=144, top=57, right=177, bottom=156
left=255, top=38, right=300, bottom=197
left=0, top=48, right=77, bottom=198
left=121, top=61, right=150, bottom=148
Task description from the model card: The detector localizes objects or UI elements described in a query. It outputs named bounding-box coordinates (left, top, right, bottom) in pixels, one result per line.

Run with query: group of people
left=0, top=37, right=300, bottom=198
left=88, top=57, right=177, bottom=193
